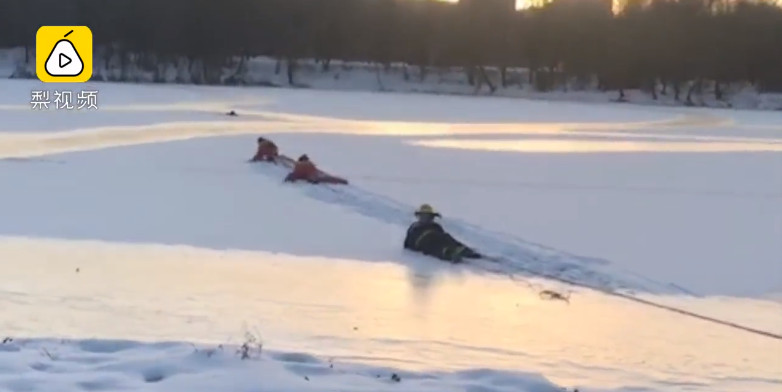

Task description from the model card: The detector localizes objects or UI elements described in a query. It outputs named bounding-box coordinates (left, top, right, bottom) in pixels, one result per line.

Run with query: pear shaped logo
left=45, top=31, right=84, bottom=77
left=36, top=26, right=93, bottom=83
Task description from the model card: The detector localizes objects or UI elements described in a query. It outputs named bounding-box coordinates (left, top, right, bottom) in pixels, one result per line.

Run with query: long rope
left=486, top=256, right=782, bottom=341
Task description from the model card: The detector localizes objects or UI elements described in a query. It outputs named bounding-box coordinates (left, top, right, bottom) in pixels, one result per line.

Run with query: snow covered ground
left=0, top=338, right=565, bottom=392
left=0, top=78, right=780, bottom=392
left=3, top=47, right=782, bottom=112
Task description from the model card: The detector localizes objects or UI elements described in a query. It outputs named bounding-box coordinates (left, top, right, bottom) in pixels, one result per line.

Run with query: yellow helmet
left=414, top=204, right=440, bottom=217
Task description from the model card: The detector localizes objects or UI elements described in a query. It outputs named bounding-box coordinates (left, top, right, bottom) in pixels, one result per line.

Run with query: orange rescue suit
left=284, top=161, right=348, bottom=185
left=251, top=141, right=279, bottom=162
left=286, top=161, right=318, bottom=181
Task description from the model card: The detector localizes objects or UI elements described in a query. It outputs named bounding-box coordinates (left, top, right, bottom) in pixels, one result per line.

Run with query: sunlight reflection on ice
left=413, top=138, right=782, bottom=153
left=0, top=236, right=779, bottom=391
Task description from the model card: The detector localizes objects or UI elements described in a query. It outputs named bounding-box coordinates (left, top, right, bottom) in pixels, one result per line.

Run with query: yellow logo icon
left=36, top=26, right=93, bottom=83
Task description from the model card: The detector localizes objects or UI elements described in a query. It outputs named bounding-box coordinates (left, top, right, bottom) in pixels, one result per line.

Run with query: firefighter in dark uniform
left=403, top=204, right=482, bottom=263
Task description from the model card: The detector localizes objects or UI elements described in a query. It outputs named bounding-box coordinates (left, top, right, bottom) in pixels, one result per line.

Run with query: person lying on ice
left=249, top=137, right=279, bottom=162
left=403, top=204, right=482, bottom=263
left=283, top=154, right=349, bottom=185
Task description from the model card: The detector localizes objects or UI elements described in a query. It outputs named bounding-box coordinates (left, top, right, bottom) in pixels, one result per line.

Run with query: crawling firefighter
left=284, top=154, right=349, bottom=185
left=249, top=137, right=279, bottom=163
left=403, top=204, right=482, bottom=263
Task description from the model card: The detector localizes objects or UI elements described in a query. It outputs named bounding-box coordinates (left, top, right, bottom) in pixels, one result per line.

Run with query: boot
left=449, top=246, right=467, bottom=263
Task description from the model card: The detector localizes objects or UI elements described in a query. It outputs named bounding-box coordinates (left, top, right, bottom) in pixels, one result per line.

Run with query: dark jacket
left=404, top=221, right=445, bottom=250
left=404, top=221, right=481, bottom=262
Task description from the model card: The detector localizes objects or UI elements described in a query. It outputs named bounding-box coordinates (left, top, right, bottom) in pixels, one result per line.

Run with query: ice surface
left=0, top=237, right=780, bottom=392
left=0, top=79, right=780, bottom=391
left=4, top=82, right=777, bottom=296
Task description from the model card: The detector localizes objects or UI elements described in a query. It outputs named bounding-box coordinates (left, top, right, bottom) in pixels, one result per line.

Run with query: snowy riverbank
left=0, top=338, right=568, bottom=392
left=2, top=48, right=781, bottom=112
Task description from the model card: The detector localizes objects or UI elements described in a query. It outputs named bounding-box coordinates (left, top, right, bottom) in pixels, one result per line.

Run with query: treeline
left=1, top=0, right=781, bottom=99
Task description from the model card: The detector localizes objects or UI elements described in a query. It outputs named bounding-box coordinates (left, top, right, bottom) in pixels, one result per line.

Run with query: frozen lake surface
left=2, top=237, right=780, bottom=392
left=0, top=79, right=780, bottom=392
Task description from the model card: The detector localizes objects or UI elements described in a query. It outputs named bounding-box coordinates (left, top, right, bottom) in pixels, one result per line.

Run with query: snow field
left=0, top=78, right=780, bottom=391
left=0, top=338, right=565, bottom=392
left=1, top=236, right=779, bottom=392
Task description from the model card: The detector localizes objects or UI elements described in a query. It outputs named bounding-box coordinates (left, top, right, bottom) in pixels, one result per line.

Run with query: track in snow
left=250, top=162, right=782, bottom=342
left=249, top=160, right=684, bottom=296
